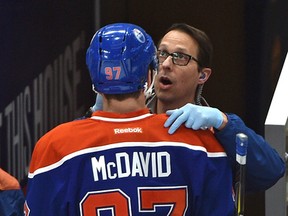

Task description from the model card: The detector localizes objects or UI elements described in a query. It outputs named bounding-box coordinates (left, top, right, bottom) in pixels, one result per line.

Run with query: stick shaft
left=235, top=133, right=248, bottom=216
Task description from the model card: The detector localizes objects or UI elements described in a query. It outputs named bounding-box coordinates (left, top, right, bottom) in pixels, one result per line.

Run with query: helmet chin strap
left=92, top=84, right=97, bottom=94
left=144, top=69, right=157, bottom=99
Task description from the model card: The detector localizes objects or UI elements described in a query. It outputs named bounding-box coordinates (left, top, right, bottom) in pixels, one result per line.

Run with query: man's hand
left=164, top=103, right=227, bottom=134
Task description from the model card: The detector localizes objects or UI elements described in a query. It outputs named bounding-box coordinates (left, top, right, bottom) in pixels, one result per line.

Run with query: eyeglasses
left=157, top=50, right=200, bottom=66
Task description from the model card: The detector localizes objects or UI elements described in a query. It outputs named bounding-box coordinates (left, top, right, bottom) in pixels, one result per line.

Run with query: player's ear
left=198, top=68, right=211, bottom=84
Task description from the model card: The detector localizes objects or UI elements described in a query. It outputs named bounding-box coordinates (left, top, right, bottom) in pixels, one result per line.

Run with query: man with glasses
left=90, top=23, right=285, bottom=193
left=151, top=23, right=285, bottom=192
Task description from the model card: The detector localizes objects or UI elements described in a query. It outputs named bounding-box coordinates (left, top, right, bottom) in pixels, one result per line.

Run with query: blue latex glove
left=164, top=103, right=224, bottom=134
left=92, top=94, right=103, bottom=111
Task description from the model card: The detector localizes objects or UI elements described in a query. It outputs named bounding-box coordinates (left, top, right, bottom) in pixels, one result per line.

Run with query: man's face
left=155, top=30, right=203, bottom=110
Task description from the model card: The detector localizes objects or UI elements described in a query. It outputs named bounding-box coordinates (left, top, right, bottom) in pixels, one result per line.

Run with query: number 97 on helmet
left=86, top=23, right=158, bottom=95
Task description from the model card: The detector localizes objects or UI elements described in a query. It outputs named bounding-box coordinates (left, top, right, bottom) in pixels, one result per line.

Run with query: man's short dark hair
left=161, top=23, right=213, bottom=68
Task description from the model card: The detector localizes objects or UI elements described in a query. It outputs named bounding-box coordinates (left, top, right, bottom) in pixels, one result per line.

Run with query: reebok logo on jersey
left=114, top=127, right=142, bottom=134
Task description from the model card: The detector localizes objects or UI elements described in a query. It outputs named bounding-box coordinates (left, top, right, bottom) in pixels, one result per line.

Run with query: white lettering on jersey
left=91, top=151, right=171, bottom=181
left=114, top=127, right=142, bottom=134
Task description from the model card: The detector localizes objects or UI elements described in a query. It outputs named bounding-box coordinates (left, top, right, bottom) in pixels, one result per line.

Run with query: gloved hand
left=164, top=103, right=224, bottom=134
left=92, top=94, right=103, bottom=111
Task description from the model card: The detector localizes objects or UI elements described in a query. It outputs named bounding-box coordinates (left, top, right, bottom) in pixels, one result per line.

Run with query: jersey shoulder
left=149, top=114, right=225, bottom=153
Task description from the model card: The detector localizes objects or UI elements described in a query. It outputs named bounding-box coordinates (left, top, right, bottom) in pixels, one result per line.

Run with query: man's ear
left=198, top=68, right=211, bottom=84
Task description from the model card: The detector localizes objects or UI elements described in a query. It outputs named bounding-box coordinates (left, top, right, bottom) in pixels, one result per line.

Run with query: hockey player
left=25, top=23, right=235, bottom=215
left=92, top=23, right=285, bottom=192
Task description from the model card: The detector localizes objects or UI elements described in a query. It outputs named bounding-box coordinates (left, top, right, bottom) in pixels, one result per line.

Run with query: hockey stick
left=235, top=133, right=248, bottom=216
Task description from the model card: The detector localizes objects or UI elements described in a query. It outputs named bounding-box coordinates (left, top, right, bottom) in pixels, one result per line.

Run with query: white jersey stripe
left=28, top=141, right=227, bottom=179
left=90, top=113, right=153, bottom=122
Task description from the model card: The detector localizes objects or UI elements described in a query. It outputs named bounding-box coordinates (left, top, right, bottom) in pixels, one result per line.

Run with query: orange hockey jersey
left=26, top=108, right=234, bottom=216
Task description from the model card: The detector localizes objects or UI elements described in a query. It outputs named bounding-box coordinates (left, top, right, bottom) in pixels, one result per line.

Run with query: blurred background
left=0, top=0, right=287, bottom=215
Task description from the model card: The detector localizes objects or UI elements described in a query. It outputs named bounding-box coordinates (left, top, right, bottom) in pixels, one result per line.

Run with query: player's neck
left=103, top=96, right=146, bottom=114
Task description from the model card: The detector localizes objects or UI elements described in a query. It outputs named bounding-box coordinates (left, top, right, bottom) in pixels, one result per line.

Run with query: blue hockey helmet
left=86, top=23, right=158, bottom=94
